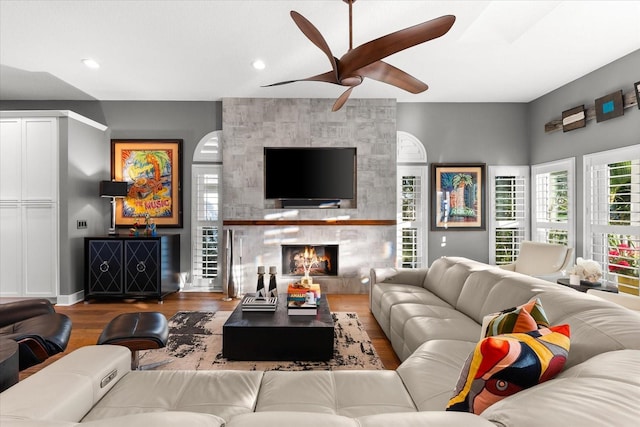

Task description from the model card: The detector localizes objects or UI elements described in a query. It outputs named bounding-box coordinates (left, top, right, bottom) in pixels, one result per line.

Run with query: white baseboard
left=56, top=290, right=84, bottom=306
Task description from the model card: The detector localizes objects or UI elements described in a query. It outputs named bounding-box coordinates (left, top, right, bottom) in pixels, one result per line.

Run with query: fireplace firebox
left=282, top=245, right=338, bottom=277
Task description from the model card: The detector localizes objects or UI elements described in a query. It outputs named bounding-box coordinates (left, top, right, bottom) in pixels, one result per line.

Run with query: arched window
left=190, top=131, right=222, bottom=291
left=397, top=131, right=428, bottom=268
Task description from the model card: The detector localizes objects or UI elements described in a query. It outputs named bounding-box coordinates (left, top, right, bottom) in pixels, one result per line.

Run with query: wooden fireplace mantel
left=223, top=219, right=396, bottom=226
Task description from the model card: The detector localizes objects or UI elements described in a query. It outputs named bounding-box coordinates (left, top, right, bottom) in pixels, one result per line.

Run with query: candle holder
left=268, top=266, right=278, bottom=298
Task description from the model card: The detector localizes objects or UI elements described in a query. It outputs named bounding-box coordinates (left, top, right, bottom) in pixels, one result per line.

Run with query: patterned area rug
left=138, top=311, right=385, bottom=371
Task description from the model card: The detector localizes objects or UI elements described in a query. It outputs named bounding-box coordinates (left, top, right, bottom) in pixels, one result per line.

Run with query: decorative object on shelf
left=561, top=105, right=586, bottom=132
left=431, top=163, right=486, bottom=231
left=222, top=229, right=236, bottom=301
left=99, top=180, right=128, bottom=235
left=111, top=139, right=183, bottom=228
left=595, top=90, right=624, bottom=122
left=241, top=295, right=278, bottom=312
left=255, top=266, right=267, bottom=299
left=544, top=87, right=638, bottom=133
left=129, top=220, right=139, bottom=237
left=286, top=281, right=319, bottom=315
left=635, top=81, right=640, bottom=110
left=568, top=257, right=603, bottom=284
left=267, top=266, right=278, bottom=298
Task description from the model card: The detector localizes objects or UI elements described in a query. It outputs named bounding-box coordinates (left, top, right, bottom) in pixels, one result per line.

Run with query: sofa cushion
left=255, top=371, right=416, bottom=417
left=226, top=412, right=358, bottom=427
left=83, top=412, right=225, bottom=426
left=397, top=340, right=476, bottom=411
left=389, top=304, right=480, bottom=361
left=481, top=349, right=640, bottom=427
left=446, top=324, right=570, bottom=415
left=357, top=411, right=497, bottom=427
left=400, top=311, right=481, bottom=361
left=536, top=291, right=640, bottom=368
left=424, top=257, right=492, bottom=307
left=373, top=285, right=450, bottom=337
left=82, top=370, right=263, bottom=422
left=482, top=298, right=550, bottom=337
left=456, top=269, right=562, bottom=324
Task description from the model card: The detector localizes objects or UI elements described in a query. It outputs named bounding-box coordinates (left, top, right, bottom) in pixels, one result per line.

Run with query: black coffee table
left=222, top=294, right=334, bottom=361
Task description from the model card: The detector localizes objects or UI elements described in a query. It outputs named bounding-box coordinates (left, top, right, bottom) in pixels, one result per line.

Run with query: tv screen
left=264, top=147, right=356, bottom=200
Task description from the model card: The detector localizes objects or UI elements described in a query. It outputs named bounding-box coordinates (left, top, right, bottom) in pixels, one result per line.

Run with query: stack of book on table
left=241, top=295, right=278, bottom=312
left=287, top=282, right=321, bottom=315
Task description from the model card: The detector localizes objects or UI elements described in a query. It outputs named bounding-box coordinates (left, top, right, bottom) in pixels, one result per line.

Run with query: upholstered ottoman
left=97, top=312, right=169, bottom=369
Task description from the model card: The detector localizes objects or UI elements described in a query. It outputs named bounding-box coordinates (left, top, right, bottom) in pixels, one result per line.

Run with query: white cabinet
left=0, top=117, right=58, bottom=297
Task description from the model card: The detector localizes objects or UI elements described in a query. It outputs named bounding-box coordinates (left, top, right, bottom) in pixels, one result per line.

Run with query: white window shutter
left=584, top=145, right=640, bottom=293
left=489, top=166, right=530, bottom=265
left=531, top=158, right=575, bottom=250
left=191, top=164, right=222, bottom=290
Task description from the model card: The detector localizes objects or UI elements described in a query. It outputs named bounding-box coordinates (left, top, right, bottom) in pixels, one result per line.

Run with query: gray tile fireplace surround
left=222, top=98, right=398, bottom=294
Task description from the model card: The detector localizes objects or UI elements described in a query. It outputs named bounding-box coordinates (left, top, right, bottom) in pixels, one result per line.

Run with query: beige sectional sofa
left=2, top=256, right=640, bottom=426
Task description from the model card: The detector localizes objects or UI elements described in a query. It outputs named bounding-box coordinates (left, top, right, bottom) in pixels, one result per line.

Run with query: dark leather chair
left=0, top=298, right=72, bottom=370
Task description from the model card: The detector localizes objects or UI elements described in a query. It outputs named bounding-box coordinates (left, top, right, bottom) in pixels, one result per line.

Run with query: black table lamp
left=100, top=180, right=128, bottom=235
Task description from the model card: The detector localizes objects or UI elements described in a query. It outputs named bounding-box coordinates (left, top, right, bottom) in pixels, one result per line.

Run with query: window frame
left=583, top=144, right=640, bottom=290
left=488, top=165, right=530, bottom=265
left=531, top=157, right=575, bottom=251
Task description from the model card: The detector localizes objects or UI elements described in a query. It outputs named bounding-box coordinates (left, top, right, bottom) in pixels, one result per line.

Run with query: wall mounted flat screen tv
left=264, top=147, right=356, bottom=200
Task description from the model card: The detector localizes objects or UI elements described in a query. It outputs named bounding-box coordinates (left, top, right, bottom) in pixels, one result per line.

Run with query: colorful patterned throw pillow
left=483, top=298, right=550, bottom=337
left=446, top=324, right=570, bottom=415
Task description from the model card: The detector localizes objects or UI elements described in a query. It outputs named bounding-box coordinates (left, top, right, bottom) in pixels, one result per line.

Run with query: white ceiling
left=1, top=0, right=639, bottom=103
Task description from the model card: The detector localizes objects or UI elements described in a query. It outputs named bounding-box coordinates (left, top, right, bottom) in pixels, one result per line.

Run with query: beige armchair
left=499, top=241, right=573, bottom=281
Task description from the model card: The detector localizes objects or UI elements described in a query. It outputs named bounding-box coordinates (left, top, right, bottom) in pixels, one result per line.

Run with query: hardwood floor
left=19, top=292, right=400, bottom=380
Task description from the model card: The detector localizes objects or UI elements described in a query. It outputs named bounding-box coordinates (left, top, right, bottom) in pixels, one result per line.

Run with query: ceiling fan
left=264, top=0, right=456, bottom=111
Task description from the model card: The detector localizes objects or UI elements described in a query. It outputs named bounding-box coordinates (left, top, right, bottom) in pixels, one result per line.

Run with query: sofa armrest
left=370, top=268, right=429, bottom=288
left=0, top=346, right=131, bottom=423
left=0, top=299, right=56, bottom=327
left=499, top=263, right=516, bottom=272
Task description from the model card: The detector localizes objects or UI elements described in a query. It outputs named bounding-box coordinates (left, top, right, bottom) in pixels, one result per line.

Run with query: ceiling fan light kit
left=264, top=0, right=455, bottom=111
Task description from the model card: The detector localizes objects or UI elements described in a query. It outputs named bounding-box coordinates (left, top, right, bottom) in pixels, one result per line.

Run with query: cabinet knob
left=136, top=261, right=146, bottom=272
left=99, top=261, right=109, bottom=272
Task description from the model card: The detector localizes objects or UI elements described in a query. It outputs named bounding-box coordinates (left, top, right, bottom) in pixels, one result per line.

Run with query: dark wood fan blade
left=262, top=71, right=339, bottom=87
left=332, top=87, right=355, bottom=111
left=290, top=11, right=339, bottom=79
left=357, top=61, right=428, bottom=94
left=339, top=15, right=455, bottom=78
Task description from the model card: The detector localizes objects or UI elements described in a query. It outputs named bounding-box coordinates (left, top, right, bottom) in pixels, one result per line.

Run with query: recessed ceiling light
left=82, top=58, right=100, bottom=69
left=252, top=59, right=266, bottom=70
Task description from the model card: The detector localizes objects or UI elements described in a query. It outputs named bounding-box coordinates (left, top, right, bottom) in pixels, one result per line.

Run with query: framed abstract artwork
left=635, top=81, right=640, bottom=110
left=111, top=139, right=183, bottom=228
left=431, top=163, right=486, bottom=231
left=594, top=90, right=624, bottom=122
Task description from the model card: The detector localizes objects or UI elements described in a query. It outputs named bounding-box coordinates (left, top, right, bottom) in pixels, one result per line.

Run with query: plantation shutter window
left=398, top=173, right=423, bottom=268
left=584, top=145, right=640, bottom=294
left=531, top=158, right=575, bottom=250
left=191, top=164, right=222, bottom=290
left=488, top=166, right=529, bottom=265
left=396, top=131, right=428, bottom=268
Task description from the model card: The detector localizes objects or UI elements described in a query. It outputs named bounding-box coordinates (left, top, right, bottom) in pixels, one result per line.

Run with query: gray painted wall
left=396, top=103, right=530, bottom=263
left=528, top=49, right=640, bottom=258
left=62, top=117, right=109, bottom=296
